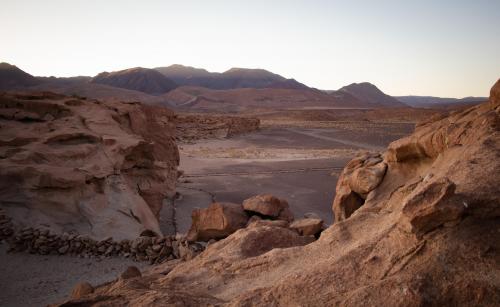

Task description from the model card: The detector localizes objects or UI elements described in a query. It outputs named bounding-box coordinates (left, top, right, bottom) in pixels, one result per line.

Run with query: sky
left=1, top=0, right=499, bottom=97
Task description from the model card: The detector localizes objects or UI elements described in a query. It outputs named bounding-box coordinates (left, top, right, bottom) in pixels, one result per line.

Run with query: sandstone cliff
left=0, top=92, right=179, bottom=240
left=57, top=80, right=499, bottom=306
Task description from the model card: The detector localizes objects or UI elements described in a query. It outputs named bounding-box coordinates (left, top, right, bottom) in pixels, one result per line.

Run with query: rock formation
left=56, top=80, right=500, bottom=306
left=333, top=152, right=387, bottom=222
left=175, top=114, right=260, bottom=142
left=0, top=92, right=179, bottom=240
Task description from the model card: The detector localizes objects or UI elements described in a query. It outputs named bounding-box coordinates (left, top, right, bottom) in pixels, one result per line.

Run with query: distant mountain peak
left=0, top=62, right=41, bottom=90
left=338, top=82, right=404, bottom=108
left=91, top=67, right=177, bottom=95
left=156, top=65, right=303, bottom=90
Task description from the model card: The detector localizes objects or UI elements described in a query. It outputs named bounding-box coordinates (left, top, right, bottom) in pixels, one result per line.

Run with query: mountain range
left=396, top=95, right=487, bottom=108
left=0, top=62, right=486, bottom=110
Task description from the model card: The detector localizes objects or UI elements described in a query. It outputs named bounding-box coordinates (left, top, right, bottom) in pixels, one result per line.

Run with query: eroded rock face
left=243, top=194, right=294, bottom=222
left=0, top=92, right=179, bottom=240
left=56, top=80, right=500, bottom=306
left=333, top=153, right=387, bottom=222
left=186, top=202, right=249, bottom=242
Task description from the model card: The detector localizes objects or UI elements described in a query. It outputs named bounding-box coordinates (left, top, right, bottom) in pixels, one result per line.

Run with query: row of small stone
left=0, top=211, right=203, bottom=264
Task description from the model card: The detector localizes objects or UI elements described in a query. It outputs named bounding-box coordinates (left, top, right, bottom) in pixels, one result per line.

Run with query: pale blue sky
left=1, top=0, right=499, bottom=97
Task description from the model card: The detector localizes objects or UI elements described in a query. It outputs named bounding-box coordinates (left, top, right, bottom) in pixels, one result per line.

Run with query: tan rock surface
left=0, top=92, right=179, bottom=240
left=55, top=80, right=500, bottom=306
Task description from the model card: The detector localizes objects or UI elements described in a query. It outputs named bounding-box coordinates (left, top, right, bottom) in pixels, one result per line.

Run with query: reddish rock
left=243, top=194, right=294, bottom=221
left=332, top=153, right=386, bottom=222
left=70, top=282, right=94, bottom=299
left=289, top=218, right=324, bottom=236
left=348, top=162, right=387, bottom=196
left=187, top=202, right=249, bottom=242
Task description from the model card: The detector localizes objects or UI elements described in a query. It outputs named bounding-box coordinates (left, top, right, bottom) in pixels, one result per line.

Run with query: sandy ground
left=163, top=124, right=413, bottom=233
left=0, top=244, right=147, bottom=307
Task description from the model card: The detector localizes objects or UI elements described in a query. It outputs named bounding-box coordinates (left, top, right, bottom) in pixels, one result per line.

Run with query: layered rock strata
left=0, top=92, right=179, bottom=240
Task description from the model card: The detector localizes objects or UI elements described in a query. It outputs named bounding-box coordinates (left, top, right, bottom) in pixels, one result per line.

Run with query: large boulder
left=243, top=194, right=294, bottom=222
left=0, top=92, right=179, bottom=240
left=187, top=202, right=249, bottom=242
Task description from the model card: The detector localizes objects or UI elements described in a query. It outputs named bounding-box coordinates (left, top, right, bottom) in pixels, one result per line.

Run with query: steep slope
left=0, top=92, right=179, bottom=240
left=396, top=95, right=487, bottom=108
left=91, top=67, right=178, bottom=95
left=339, top=82, right=406, bottom=107
left=0, top=62, right=41, bottom=90
left=57, top=81, right=500, bottom=306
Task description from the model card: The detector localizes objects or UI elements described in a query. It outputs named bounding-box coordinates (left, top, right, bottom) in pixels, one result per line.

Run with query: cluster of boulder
left=187, top=194, right=325, bottom=242
left=0, top=209, right=203, bottom=264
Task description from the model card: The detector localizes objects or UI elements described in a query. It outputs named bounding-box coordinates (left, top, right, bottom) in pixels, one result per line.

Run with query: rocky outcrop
left=333, top=153, right=387, bottom=222
left=175, top=114, right=260, bottom=142
left=55, top=80, right=500, bottom=306
left=186, top=202, right=249, bottom=242
left=0, top=92, right=179, bottom=240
